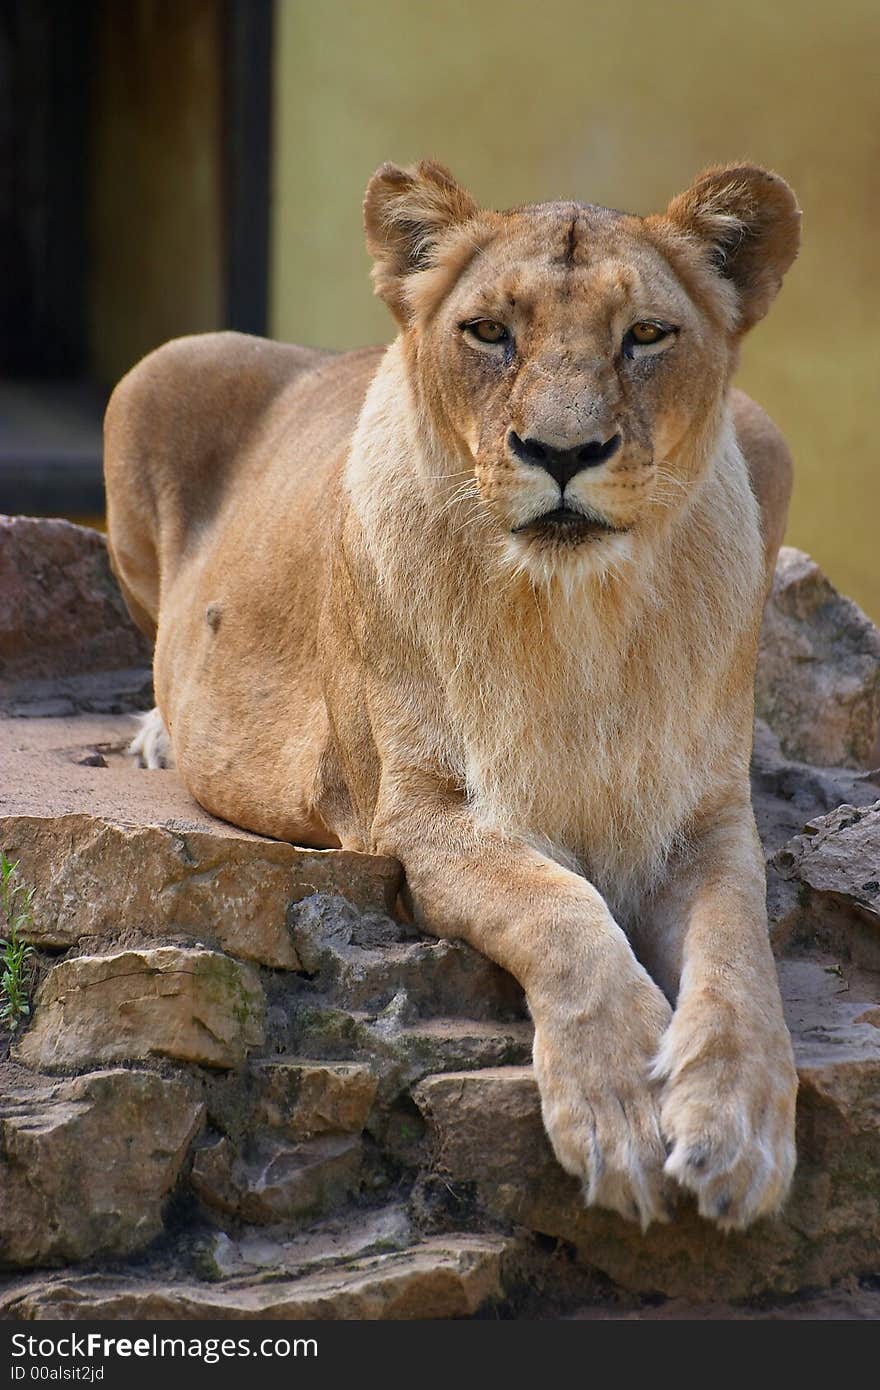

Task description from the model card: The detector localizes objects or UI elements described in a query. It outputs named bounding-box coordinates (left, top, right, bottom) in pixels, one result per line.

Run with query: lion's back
left=104, top=331, right=382, bottom=636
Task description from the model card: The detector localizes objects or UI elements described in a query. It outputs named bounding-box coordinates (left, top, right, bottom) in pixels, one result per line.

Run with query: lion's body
left=106, top=334, right=787, bottom=894
left=107, top=336, right=381, bottom=847
left=105, top=162, right=801, bottom=1232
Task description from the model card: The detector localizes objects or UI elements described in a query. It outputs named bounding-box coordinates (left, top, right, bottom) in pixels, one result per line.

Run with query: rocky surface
left=0, top=515, right=152, bottom=713
left=750, top=718, right=879, bottom=855
left=412, top=958, right=880, bottom=1301
left=1, top=517, right=879, bottom=1320
left=190, top=1131, right=365, bottom=1225
left=771, top=801, right=880, bottom=972
left=0, top=1066, right=204, bottom=1267
left=15, top=946, right=266, bottom=1071
left=1, top=1235, right=513, bottom=1320
left=250, top=1060, right=378, bottom=1140
left=1, top=716, right=401, bottom=942
left=3, top=811, right=399, bottom=967
left=757, top=546, right=880, bottom=768
left=568, top=1285, right=880, bottom=1319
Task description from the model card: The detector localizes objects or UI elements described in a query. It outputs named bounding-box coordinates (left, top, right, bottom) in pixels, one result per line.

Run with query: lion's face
left=364, top=162, right=799, bottom=578
left=413, top=208, right=728, bottom=571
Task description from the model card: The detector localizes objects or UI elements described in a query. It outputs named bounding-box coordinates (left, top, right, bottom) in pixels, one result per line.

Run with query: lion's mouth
left=512, top=507, right=627, bottom=543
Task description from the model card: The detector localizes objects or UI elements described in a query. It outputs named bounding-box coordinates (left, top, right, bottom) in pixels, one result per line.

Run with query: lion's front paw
left=652, top=1002, right=798, bottom=1230
left=531, top=971, right=673, bottom=1230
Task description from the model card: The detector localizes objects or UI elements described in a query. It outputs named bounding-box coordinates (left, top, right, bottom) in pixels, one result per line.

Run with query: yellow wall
left=89, top=0, right=224, bottom=386
left=271, top=0, right=879, bottom=618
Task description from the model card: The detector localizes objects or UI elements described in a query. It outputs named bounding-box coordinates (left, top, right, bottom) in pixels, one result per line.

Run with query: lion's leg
left=372, top=776, right=673, bottom=1228
left=129, top=707, right=175, bottom=770
left=641, top=798, right=797, bottom=1230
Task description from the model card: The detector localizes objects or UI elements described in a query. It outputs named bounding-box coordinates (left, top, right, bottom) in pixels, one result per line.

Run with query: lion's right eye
left=463, top=319, right=510, bottom=345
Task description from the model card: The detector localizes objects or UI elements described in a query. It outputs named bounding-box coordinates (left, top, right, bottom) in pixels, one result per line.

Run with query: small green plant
left=1, top=851, right=35, bottom=1033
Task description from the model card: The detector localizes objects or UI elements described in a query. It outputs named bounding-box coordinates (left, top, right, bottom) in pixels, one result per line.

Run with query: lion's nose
left=508, top=430, right=622, bottom=489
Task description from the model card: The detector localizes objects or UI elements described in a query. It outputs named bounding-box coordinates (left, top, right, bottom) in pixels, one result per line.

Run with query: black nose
left=508, top=430, right=622, bottom=489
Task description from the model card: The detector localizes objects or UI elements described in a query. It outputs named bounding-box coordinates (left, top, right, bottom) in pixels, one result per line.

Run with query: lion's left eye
left=623, top=321, right=676, bottom=358
left=631, top=322, right=665, bottom=344
left=464, top=320, right=510, bottom=345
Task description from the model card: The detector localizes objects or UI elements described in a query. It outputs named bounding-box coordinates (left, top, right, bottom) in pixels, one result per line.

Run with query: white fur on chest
left=449, top=573, right=752, bottom=905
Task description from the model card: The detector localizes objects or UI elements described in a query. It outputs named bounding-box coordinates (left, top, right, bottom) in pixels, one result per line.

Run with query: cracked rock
left=249, top=1059, right=378, bottom=1140
left=772, top=801, right=880, bottom=970
left=190, top=1131, right=363, bottom=1224
left=2, top=812, right=402, bottom=967
left=0, top=1066, right=204, bottom=1267
left=756, top=547, right=880, bottom=768
left=15, top=946, right=265, bottom=1070
left=0, top=1234, right=512, bottom=1319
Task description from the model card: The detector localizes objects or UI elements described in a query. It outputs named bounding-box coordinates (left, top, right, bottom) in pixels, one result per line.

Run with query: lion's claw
left=531, top=962, right=674, bottom=1230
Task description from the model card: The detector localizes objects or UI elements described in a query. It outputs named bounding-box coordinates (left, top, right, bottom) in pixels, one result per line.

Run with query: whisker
left=437, top=483, right=482, bottom=520
left=649, top=464, right=689, bottom=513
left=449, top=506, right=490, bottom=541
left=653, top=465, right=688, bottom=493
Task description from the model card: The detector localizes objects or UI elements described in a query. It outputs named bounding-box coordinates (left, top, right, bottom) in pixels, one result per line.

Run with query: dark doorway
left=0, top=0, right=272, bottom=518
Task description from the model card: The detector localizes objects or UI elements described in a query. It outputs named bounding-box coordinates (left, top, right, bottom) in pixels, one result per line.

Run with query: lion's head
left=364, top=161, right=799, bottom=581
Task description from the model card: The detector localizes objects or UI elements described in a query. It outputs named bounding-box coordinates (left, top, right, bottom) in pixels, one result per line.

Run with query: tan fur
left=105, top=162, right=801, bottom=1231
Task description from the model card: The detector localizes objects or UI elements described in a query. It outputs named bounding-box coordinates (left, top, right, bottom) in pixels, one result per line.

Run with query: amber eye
left=623, top=320, right=676, bottom=359
left=630, top=321, right=665, bottom=344
left=465, top=319, right=510, bottom=345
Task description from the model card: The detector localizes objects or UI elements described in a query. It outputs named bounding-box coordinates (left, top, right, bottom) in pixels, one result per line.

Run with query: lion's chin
left=501, top=524, right=637, bottom=589
left=512, top=507, right=628, bottom=546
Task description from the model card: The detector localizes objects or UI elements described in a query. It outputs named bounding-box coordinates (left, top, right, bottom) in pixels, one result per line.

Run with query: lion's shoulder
left=731, top=389, right=794, bottom=581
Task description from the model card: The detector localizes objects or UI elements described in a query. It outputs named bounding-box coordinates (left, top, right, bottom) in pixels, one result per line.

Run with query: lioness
left=105, top=161, right=801, bottom=1232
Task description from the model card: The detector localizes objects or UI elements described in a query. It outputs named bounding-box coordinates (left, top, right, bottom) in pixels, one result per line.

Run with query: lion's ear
left=364, top=161, right=479, bottom=323
left=661, top=165, right=801, bottom=332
